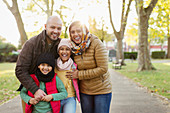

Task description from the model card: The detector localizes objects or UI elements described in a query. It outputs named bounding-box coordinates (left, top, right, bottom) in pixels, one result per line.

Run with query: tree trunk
left=116, top=38, right=124, bottom=64
left=136, top=0, right=158, bottom=71
left=137, top=17, right=153, bottom=71
left=3, top=0, right=27, bottom=47
left=167, top=12, right=170, bottom=58
left=167, top=37, right=170, bottom=58
left=12, top=4, right=27, bottom=46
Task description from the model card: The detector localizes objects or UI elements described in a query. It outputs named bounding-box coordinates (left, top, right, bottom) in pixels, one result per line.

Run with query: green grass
left=109, top=62, right=170, bottom=99
left=0, top=63, right=20, bottom=105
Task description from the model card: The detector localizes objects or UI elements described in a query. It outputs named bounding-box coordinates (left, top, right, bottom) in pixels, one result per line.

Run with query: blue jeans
left=60, top=97, right=76, bottom=113
left=80, top=93, right=112, bottom=113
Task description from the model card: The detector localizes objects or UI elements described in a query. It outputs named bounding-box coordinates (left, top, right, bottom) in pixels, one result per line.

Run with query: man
left=16, top=16, right=62, bottom=101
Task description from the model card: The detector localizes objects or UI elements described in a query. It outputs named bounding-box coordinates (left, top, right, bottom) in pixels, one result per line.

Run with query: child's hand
left=41, top=95, right=53, bottom=102
left=34, top=89, right=46, bottom=101
left=29, top=98, right=39, bottom=105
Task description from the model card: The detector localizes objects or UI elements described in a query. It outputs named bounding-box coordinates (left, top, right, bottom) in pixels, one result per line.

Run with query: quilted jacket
left=74, top=34, right=112, bottom=95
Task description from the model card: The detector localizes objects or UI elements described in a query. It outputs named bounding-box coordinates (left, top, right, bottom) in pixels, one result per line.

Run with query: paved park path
left=0, top=69, right=170, bottom=113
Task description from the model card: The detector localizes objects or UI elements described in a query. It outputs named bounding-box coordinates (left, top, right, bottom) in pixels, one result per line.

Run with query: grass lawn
left=109, top=61, right=170, bottom=99
left=0, top=63, right=20, bottom=105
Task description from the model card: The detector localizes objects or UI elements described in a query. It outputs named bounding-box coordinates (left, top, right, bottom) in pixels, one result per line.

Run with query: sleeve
left=20, top=87, right=32, bottom=104
left=15, top=40, right=39, bottom=94
left=51, top=76, right=68, bottom=101
left=78, top=38, right=108, bottom=80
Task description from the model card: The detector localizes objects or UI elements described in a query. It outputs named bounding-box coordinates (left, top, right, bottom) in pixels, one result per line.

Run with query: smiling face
left=38, top=63, right=53, bottom=75
left=45, top=16, right=62, bottom=41
left=58, top=45, right=71, bottom=63
left=70, top=25, right=83, bottom=45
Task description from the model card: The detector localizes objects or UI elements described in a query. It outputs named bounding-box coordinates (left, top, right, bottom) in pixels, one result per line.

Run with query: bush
left=151, top=51, right=165, bottom=59
left=0, top=54, right=5, bottom=62
left=124, top=52, right=138, bottom=60
left=0, top=52, right=18, bottom=62
left=0, top=36, right=18, bottom=62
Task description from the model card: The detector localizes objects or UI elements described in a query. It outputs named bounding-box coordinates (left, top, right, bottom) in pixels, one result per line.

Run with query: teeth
left=43, top=69, right=48, bottom=72
left=62, top=54, right=67, bottom=57
left=75, top=37, right=80, bottom=40
left=43, top=71, right=48, bottom=73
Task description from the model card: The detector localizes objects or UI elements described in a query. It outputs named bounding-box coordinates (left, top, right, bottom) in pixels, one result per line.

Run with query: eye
left=60, top=48, right=64, bottom=51
left=50, top=26, right=55, bottom=29
left=47, top=64, right=51, bottom=68
left=41, top=63, right=45, bottom=66
left=66, top=47, right=70, bottom=51
left=57, top=27, right=61, bottom=30
left=71, top=30, right=75, bottom=34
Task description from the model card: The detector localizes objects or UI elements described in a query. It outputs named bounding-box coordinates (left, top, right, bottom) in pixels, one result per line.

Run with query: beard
left=46, top=31, right=60, bottom=42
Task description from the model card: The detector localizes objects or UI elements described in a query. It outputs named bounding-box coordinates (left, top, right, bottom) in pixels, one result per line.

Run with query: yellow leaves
left=155, top=89, right=158, bottom=92
left=150, top=88, right=158, bottom=93
left=0, top=89, right=18, bottom=104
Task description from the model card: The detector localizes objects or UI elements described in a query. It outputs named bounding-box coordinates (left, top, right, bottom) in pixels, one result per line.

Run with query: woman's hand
left=66, top=69, right=79, bottom=80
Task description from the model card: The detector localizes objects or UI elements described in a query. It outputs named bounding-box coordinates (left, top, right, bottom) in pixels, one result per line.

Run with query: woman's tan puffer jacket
left=74, top=34, right=112, bottom=95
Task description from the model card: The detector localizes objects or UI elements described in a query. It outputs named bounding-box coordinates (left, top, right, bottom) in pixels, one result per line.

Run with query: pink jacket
left=72, top=63, right=80, bottom=102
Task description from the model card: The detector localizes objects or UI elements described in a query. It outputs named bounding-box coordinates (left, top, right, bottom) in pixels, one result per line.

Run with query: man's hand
left=41, top=95, right=53, bottom=102
left=29, top=98, right=39, bottom=105
left=34, top=89, right=46, bottom=101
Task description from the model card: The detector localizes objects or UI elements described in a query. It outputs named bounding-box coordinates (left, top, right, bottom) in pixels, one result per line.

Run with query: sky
left=0, top=0, right=137, bottom=47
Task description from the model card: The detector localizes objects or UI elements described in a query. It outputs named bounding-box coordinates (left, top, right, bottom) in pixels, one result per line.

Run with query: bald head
left=46, top=16, right=62, bottom=26
left=45, top=16, right=62, bottom=41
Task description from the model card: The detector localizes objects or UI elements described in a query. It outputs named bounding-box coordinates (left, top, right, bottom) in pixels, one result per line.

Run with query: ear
left=44, top=24, right=47, bottom=29
left=38, top=65, right=40, bottom=69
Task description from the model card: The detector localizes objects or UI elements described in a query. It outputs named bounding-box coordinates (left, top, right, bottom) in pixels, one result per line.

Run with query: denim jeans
left=60, top=97, right=76, bottom=113
left=80, top=93, right=112, bottom=113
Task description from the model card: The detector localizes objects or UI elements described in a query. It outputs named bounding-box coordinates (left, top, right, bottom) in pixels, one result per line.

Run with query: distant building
left=104, top=40, right=168, bottom=55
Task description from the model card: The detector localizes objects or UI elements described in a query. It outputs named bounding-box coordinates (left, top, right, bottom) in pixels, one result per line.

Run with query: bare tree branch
left=3, top=0, right=28, bottom=46
left=145, top=0, right=158, bottom=16
left=108, top=0, right=119, bottom=37
left=121, top=0, right=125, bottom=31
left=122, top=0, right=133, bottom=33
left=135, top=0, right=144, bottom=15
left=135, top=0, right=138, bottom=14
left=32, top=0, right=46, bottom=13
left=45, top=0, right=49, bottom=17
left=50, top=0, right=54, bottom=16
left=3, top=0, right=12, bottom=10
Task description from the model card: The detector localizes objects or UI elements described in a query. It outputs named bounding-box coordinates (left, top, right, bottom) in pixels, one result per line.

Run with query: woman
left=66, top=21, right=112, bottom=113
left=55, top=39, right=80, bottom=113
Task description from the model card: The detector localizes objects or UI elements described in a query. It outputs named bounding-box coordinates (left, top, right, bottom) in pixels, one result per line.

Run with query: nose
left=54, top=29, right=58, bottom=33
left=74, top=32, right=79, bottom=36
left=44, top=65, right=48, bottom=69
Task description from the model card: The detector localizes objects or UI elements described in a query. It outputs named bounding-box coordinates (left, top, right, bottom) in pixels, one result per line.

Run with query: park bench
left=112, top=59, right=122, bottom=69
